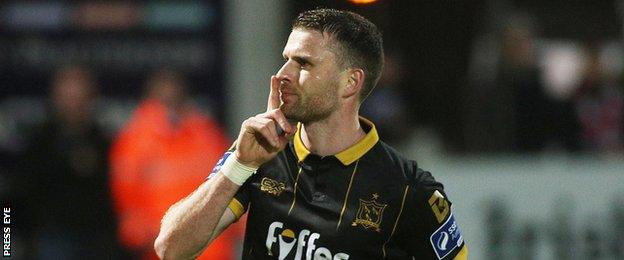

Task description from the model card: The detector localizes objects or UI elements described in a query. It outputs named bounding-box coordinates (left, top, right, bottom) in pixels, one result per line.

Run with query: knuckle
left=243, top=117, right=255, bottom=125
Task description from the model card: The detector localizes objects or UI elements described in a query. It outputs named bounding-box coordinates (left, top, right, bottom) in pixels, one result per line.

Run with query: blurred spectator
left=466, top=13, right=582, bottom=153
left=574, top=44, right=624, bottom=152
left=497, top=20, right=549, bottom=152
left=20, top=66, right=119, bottom=259
left=110, top=70, right=242, bottom=259
left=361, top=52, right=409, bottom=144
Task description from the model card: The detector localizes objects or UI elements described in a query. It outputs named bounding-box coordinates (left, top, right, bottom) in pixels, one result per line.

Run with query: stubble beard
left=280, top=87, right=339, bottom=124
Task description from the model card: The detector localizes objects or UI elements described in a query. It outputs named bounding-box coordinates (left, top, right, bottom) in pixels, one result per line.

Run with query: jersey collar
left=294, top=116, right=379, bottom=166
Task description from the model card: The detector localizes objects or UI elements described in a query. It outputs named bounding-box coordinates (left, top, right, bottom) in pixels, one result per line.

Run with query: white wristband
left=221, top=155, right=257, bottom=186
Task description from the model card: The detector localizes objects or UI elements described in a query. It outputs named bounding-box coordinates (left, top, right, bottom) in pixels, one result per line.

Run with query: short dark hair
left=292, top=8, right=384, bottom=102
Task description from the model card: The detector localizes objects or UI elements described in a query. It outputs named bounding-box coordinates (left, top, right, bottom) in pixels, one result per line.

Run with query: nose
left=275, top=60, right=297, bottom=85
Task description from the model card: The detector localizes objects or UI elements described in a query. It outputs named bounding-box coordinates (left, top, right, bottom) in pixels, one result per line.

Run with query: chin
left=280, top=103, right=333, bottom=124
left=280, top=107, right=306, bottom=123
left=280, top=104, right=296, bottom=119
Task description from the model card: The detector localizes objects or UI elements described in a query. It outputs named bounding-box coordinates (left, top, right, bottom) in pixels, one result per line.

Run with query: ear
left=342, top=68, right=364, bottom=99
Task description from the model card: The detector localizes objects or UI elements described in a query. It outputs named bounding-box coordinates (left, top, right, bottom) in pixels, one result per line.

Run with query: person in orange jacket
left=110, top=70, right=244, bottom=259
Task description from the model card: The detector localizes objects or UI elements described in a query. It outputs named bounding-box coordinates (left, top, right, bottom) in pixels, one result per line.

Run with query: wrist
left=221, top=154, right=258, bottom=185
left=234, top=150, right=261, bottom=168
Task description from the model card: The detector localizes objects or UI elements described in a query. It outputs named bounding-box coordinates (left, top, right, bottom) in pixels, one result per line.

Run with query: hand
left=234, top=75, right=295, bottom=168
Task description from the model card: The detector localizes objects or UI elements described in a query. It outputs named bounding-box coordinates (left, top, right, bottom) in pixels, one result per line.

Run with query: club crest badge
left=351, top=193, right=387, bottom=232
left=260, top=177, right=286, bottom=196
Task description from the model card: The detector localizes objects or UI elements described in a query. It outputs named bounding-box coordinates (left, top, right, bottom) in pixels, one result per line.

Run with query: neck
left=300, top=107, right=365, bottom=157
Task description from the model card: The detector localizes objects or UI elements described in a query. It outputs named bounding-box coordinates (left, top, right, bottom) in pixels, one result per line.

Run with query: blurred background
left=0, top=0, right=623, bottom=259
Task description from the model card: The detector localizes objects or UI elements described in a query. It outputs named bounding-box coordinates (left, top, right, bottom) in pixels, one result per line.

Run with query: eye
left=283, top=56, right=312, bottom=69
left=294, top=58, right=310, bottom=69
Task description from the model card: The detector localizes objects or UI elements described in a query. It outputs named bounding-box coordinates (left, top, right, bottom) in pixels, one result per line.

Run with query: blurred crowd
left=1, top=66, right=244, bottom=259
left=465, top=13, right=624, bottom=154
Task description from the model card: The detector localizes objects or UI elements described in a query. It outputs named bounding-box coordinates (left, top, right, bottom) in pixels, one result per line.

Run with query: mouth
left=280, top=91, right=298, bottom=104
left=279, top=86, right=298, bottom=103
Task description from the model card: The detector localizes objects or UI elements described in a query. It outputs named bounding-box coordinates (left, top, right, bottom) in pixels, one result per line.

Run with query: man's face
left=276, top=29, right=345, bottom=123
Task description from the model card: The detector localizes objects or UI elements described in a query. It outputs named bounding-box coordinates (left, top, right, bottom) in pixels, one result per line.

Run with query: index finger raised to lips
left=267, top=75, right=281, bottom=112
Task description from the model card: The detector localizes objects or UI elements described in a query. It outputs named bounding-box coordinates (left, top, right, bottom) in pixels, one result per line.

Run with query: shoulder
left=367, top=141, right=439, bottom=188
left=368, top=141, right=447, bottom=217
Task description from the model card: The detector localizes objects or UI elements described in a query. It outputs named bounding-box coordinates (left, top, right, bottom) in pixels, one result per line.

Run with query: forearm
left=153, top=95, right=293, bottom=258
left=155, top=173, right=240, bottom=259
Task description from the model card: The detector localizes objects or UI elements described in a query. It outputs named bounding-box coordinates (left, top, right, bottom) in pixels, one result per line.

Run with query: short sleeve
left=401, top=170, right=467, bottom=259
left=228, top=178, right=251, bottom=221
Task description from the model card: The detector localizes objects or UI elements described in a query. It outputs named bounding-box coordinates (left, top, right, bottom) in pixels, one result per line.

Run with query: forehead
left=283, top=29, right=336, bottom=57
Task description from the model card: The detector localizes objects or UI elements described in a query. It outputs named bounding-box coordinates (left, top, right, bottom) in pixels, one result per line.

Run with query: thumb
left=267, top=75, right=281, bottom=111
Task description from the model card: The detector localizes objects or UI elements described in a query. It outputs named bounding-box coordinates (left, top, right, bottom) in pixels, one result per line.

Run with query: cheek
left=298, top=71, right=320, bottom=85
left=299, top=70, right=338, bottom=100
left=301, top=76, right=333, bottom=97
left=314, top=81, right=339, bottom=106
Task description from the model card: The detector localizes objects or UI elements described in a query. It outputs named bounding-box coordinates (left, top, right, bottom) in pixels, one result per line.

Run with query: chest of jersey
left=242, top=151, right=410, bottom=259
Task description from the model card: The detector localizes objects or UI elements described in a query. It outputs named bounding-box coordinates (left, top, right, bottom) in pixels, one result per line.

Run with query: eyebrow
left=294, top=56, right=313, bottom=65
left=283, top=54, right=314, bottom=67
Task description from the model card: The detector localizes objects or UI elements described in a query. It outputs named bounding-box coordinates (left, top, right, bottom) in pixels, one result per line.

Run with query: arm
left=154, top=173, right=239, bottom=259
left=154, top=75, right=295, bottom=259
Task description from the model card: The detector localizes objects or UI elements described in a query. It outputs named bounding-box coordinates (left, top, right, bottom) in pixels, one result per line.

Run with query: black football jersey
left=221, top=118, right=467, bottom=259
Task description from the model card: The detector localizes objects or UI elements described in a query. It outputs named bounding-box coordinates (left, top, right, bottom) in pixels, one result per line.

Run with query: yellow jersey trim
left=336, top=160, right=359, bottom=230
left=287, top=166, right=304, bottom=216
left=293, top=116, right=379, bottom=166
left=293, top=122, right=311, bottom=162
left=382, top=185, right=410, bottom=257
left=453, top=245, right=468, bottom=260
left=228, top=198, right=246, bottom=220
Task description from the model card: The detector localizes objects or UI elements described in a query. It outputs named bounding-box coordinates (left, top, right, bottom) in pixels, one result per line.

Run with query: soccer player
left=155, top=9, right=467, bottom=259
